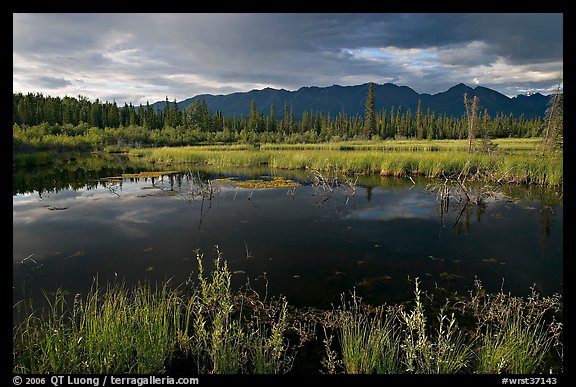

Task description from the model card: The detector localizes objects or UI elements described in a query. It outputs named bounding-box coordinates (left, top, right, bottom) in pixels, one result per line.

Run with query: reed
left=13, top=281, right=180, bottom=373
left=399, top=278, right=473, bottom=374
left=336, top=291, right=402, bottom=374
left=129, top=139, right=562, bottom=187
left=475, top=317, right=555, bottom=374
left=13, top=249, right=294, bottom=374
left=466, top=280, right=563, bottom=374
left=13, top=252, right=562, bottom=374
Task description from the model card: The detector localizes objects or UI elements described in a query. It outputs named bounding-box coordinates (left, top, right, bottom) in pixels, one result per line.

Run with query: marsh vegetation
left=13, top=251, right=562, bottom=374
left=13, top=90, right=563, bottom=375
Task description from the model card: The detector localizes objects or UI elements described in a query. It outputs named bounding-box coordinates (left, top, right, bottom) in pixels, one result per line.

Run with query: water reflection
left=13, top=166, right=563, bottom=315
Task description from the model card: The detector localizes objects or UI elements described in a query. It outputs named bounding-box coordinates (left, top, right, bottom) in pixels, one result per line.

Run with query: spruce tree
left=248, top=99, right=259, bottom=132
left=364, top=82, right=376, bottom=139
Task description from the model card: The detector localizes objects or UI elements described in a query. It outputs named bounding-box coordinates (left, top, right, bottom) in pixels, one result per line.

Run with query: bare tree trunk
left=542, top=80, right=563, bottom=155
left=464, top=93, right=479, bottom=153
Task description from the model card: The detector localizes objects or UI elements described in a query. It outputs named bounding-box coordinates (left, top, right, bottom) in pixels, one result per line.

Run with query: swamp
left=13, top=139, right=563, bottom=374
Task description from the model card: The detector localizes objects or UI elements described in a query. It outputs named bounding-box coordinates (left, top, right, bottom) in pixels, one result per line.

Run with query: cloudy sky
left=13, top=13, right=563, bottom=106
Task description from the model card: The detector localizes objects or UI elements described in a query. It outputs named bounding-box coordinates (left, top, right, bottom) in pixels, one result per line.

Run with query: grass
left=476, top=317, right=554, bottom=374
left=13, top=251, right=562, bottom=374
left=13, top=249, right=295, bottom=375
left=102, top=171, right=179, bottom=179
left=398, top=278, right=473, bottom=374
left=332, top=291, right=402, bottom=374
left=465, top=280, right=563, bottom=374
left=13, top=281, right=180, bottom=373
left=128, top=139, right=562, bottom=187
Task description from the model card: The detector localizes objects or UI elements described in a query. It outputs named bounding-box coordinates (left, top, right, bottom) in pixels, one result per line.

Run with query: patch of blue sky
left=414, top=52, right=438, bottom=59
left=350, top=47, right=440, bottom=65
left=409, top=60, right=441, bottom=68
left=362, top=47, right=395, bottom=59
left=344, top=192, right=435, bottom=221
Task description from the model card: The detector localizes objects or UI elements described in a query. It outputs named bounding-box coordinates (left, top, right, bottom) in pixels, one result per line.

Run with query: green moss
left=215, top=176, right=300, bottom=189
left=104, top=171, right=179, bottom=179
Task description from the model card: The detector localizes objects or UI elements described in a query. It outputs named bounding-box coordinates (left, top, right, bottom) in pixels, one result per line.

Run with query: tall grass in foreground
left=323, top=278, right=562, bottom=374
left=13, top=252, right=562, bottom=374
left=13, top=281, right=180, bottom=373
left=178, top=249, right=293, bottom=374
left=333, top=291, right=402, bottom=374
left=467, top=280, right=563, bottom=374
left=398, top=279, right=472, bottom=374
left=13, top=249, right=294, bottom=374
left=327, top=280, right=471, bottom=374
left=476, top=317, right=554, bottom=373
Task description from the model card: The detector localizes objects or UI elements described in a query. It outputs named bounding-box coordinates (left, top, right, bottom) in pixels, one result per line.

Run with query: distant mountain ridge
left=153, top=82, right=551, bottom=119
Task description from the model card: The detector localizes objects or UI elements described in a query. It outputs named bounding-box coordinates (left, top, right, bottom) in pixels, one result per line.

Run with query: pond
left=13, top=163, right=563, bottom=317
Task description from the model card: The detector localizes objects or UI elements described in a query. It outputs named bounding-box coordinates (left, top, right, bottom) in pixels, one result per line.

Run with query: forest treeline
left=13, top=91, right=549, bottom=153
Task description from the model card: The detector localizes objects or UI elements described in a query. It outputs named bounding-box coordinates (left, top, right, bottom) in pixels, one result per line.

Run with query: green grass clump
left=467, top=280, right=562, bottom=374
left=321, top=278, right=561, bottom=374
left=335, top=292, right=401, bottom=374
left=13, top=251, right=562, bottom=374
left=13, top=249, right=295, bottom=374
left=398, top=278, right=472, bottom=374
left=129, top=139, right=562, bottom=187
left=476, top=317, right=554, bottom=374
left=178, top=249, right=294, bottom=374
left=13, top=281, right=180, bottom=373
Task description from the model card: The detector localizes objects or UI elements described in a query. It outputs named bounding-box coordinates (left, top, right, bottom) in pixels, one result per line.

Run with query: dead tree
left=464, top=93, right=480, bottom=154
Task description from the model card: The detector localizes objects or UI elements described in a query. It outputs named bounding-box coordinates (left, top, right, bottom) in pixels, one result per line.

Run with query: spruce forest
left=13, top=88, right=553, bottom=153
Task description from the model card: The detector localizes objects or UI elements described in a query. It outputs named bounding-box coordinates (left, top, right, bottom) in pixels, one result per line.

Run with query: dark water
left=13, top=166, right=563, bottom=314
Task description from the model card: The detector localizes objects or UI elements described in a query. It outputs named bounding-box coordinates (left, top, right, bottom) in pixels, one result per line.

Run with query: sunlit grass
left=129, top=139, right=562, bottom=186
left=334, top=292, right=402, bottom=374
left=476, top=317, right=554, bottom=374
left=398, top=278, right=473, bottom=374
left=213, top=176, right=300, bottom=189
left=107, top=171, right=179, bottom=179
left=13, top=249, right=295, bottom=375
left=13, top=251, right=562, bottom=374
left=13, top=281, right=180, bottom=373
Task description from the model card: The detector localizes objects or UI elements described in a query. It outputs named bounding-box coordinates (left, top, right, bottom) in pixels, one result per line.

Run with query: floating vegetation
left=212, top=178, right=237, bottom=184
left=356, top=275, right=392, bottom=287
left=13, top=252, right=563, bottom=374
left=214, top=176, right=300, bottom=189
left=439, top=272, right=464, bottom=280
left=101, top=171, right=179, bottom=180
left=99, top=177, right=123, bottom=183
left=137, top=191, right=177, bottom=198
left=326, top=271, right=347, bottom=284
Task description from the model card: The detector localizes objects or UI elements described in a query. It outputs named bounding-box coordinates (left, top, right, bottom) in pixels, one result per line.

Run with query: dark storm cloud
left=13, top=13, right=563, bottom=105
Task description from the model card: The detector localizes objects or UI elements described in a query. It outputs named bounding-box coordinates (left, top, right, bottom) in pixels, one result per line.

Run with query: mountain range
left=152, top=82, right=551, bottom=120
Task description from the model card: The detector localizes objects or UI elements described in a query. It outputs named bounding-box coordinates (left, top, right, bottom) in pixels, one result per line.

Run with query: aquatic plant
left=13, top=253, right=562, bottom=374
